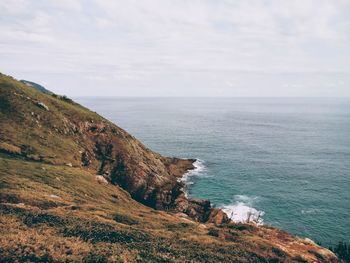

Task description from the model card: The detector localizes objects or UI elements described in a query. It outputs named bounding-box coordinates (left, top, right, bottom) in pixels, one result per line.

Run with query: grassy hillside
left=0, top=156, right=339, bottom=262
left=0, top=73, right=341, bottom=262
left=20, top=80, right=53, bottom=95
left=0, top=73, right=194, bottom=210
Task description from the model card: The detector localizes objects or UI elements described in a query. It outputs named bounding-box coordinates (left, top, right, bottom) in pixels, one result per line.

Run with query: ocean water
left=76, top=97, right=350, bottom=246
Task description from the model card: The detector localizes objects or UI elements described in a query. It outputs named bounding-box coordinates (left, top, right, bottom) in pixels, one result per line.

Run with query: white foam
left=179, top=164, right=265, bottom=225
left=301, top=208, right=320, bottom=214
left=179, top=159, right=206, bottom=197
left=222, top=195, right=264, bottom=225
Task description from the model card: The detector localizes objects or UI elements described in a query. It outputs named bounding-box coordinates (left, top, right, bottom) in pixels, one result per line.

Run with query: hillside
left=0, top=73, right=341, bottom=262
left=20, top=80, right=53, bottom=95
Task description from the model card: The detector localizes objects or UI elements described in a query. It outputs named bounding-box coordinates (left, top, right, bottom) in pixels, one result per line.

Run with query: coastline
left=0, top=73, right=343, bottom=262
left=177, top=159, right=205, bottom=197
left=177, top=159, right=265, bottom=226
left=172, top=158, right=230, bottom=224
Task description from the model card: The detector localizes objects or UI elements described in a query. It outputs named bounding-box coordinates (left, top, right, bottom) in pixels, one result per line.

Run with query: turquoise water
left=76, top=97, right=350, bottom=246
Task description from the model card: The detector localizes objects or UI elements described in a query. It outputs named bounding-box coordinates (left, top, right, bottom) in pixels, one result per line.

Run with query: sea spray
left=77, top=97, right=350, bottom=245
left=179, top=162, right=265, bottom=225
left=222, top=195, right=265, bottom=225
left=179, top=159, right=206, bottom=197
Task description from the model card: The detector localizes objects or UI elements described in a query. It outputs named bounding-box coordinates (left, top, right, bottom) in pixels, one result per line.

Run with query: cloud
left=49, top=0, right=82, bottom=11
left=0, top=0, right=349, bottom=96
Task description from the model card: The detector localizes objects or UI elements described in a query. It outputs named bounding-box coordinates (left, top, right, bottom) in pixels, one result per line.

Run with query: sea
left=76, top=97, right=350, bottom=246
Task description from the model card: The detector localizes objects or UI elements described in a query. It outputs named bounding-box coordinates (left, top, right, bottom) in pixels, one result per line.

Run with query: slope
left=0, top=73, right=341, bottom=262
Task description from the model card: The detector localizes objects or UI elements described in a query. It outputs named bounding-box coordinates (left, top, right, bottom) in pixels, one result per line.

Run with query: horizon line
left=72, top=96, right=350, bottom=99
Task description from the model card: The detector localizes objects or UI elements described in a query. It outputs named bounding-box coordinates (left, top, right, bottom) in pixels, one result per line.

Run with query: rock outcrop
left=0, top=73, right=223, bottom=223
left=0, top=73, right=343, bottom=262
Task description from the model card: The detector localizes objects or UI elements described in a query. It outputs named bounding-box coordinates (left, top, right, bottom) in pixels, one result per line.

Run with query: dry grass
left=0, top=156, right=341, bottom=262
left=0, top=73, right=342, bottom=262
left=0, top=215, right=91, bottom=262
left=0, top=142, right=21, bottom=155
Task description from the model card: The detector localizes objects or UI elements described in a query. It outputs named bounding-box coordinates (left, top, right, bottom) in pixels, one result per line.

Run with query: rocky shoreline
left=98, top=152, right=230, bottom=224
left=0, top=74, right=229, bottom=224
left=169, top=159, right=230, bottom=224
left=0, top=73, right=342, bottom=262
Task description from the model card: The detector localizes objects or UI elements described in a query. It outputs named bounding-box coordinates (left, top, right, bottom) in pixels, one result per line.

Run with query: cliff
left=0, top=73, right=341, bottom=262
left=0, top=73, right=226, bottom=223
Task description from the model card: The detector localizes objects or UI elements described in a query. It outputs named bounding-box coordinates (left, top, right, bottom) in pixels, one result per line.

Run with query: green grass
left=0, top=73, right=111, bottom=169
left=0, top=156, right=340, bottom=262
left=0, top=73, right=341, bottom=262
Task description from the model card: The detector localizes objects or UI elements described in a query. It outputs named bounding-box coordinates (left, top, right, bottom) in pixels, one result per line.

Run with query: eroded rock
left=95, top=175, right=108, bottom=185
left=175, top=195, right=212, bottom=222
left=207, top=208, right=230, bottom=225
left=36, top=101, right=49, bottom=111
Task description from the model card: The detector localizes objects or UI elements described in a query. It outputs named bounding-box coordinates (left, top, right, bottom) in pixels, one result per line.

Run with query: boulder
left=95, top=175, right=109, bottom=185
left=81, top=151, right=91, bottom=166
left=175, top=195, right=211, bottom=222
left=207, top=208, right=230, bottom=225
left=36, top=101, right=49, bottom=111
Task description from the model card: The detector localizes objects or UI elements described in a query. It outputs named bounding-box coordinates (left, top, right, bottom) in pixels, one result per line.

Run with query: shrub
left=330, top=241, right=350, bottom=263
left=113, top=214, right=138, bottom=225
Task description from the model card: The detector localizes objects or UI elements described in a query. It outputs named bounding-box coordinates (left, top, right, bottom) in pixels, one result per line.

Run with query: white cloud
left=0, top=0, right=349, bottom=96
left=49, top=0, right=82, bottom=11
left=0, top=0, right=27, bottom=14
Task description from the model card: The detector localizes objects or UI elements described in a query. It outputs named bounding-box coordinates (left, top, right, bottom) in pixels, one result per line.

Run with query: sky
left=0, top=0, right=349, bottom=97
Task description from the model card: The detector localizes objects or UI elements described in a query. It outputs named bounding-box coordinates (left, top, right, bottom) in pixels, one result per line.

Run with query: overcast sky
left=0, top=0, right=349, bottom=97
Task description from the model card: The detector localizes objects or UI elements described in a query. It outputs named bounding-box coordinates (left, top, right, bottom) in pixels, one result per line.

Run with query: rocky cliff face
left=0, top=73, right=227, bottom=224
left=0, top=73, right=342, bottom=262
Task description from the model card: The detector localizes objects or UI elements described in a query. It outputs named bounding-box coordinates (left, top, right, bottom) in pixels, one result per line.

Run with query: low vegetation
left=1, top=156, right=305, bottom=262
left=330, top=242, right=350, bottom=263
left=0, top=73, right=342, bottom=262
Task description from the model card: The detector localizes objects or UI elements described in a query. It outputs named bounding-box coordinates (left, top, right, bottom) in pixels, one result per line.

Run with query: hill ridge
left=0, top=72, right=341, bottom=262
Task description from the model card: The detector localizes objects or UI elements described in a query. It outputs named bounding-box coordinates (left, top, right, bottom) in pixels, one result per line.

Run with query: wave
left=301, top=208, right=321, bottom=214
left=179, top=159, right=206, bottom=197
left=221, top=195, right=264, bottom=225
left=179, top=164, right=265, bottom=225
